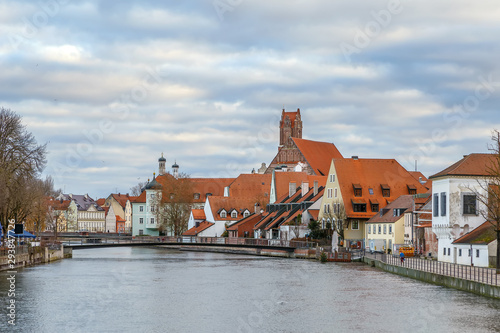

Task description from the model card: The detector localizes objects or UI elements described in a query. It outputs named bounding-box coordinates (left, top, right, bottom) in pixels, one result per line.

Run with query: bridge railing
left=64, top=236, right=318, bottom=249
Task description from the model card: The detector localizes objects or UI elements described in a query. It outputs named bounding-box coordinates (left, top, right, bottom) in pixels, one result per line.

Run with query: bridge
left=58, top=235, right=318, bottom=253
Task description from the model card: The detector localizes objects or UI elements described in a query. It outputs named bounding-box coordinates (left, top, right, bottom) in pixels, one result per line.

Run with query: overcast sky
left=2, top=0, right=500, bottom=199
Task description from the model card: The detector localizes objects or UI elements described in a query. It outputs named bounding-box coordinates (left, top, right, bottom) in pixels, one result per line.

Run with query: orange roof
left=110, top=193, right=132, bottom=208
left=280, top=109, right=300, bottom=128
left=207, top=196, right=255, bottom=221
left=115, top=215, right=126, bottom=222
left=366, top=195, right=414, bottom=223
left=334, top=158, right=429, bottom=219
left=430, top=154, right=495, bottom=179
left=133, top=190, right=147, bottom=203
left=96, top=198, right=106, bottom=207
left=183, top=221, right=215, bottom=236
left=292, top=138, right=343, bottom=176
left=227, top=213, right=263, bottom=231
left=192, top=209, right=206, bottom=220
left=308, top=209, right=320, bottom=220
left=227, top=173, right=272, bottom=203
left=452, top=221, right=496, bottom=244
left=48, top=198, right=71, bottom=210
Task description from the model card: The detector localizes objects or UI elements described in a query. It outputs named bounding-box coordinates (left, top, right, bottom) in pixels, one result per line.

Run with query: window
left=244, top=211, right=250, bottom=218
left=352, top=203, right=366, bottom=212
left=447, top=248, right=450, bottom=256
left=378, top=225, right=381, bottom=234
left=433, top=193, right=439, bottom=217
left=368, top=188, right=374, bottom=195
left=381, top=184, right=390, bottom=197
left=151, top=206, right=155, bottom=212
left=407, top=185, right=417, bottom=195
left=231, top=211, right=237, bottom=218
left=476, top=249, right=480, bottom=258
left=468, top=249, right=471, bottom=257
left=389, top=225, right=392, bottom=234
left=139, top=218, right=144, bottom=224
left=150, top=218, right=155, bottom=224
left=463, top=194, right=477, bottom=215
left=459, top=249, right=462, bottom=256
left=330, top=174, right=336, bottom=182
left=352, top=220, right=359, bottom=230
left=327, top=188, right=333, bottom=198
left=324, top=204, right=330, bottom=214
left=440, top=192, right=446, bottom=216
left=353, top=184, right=362, bottom=197
left=150, top=194, right=155, bottom=198
left=383, top=224, right=387, bottom=234
left=139, top=229, right=143, bottom=235
left=334, top=188, right=338, bottom=198
left=221, top=211, right=227, bottom=218
left=443, top=247, right=446, bottom=255
left=139, top=206, right=144, bottom=212
left=194, top=193, right=200, bottom=200
left=368, top=225, right=371, bottom=234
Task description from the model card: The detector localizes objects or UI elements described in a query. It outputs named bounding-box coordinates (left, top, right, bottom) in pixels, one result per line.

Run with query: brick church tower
left=279, top=108, right=302, bottom=148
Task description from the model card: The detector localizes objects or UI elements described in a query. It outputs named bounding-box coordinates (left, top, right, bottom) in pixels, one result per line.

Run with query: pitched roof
left=452, top=221, right=496, bottom=244
left=430, top=153, right=495, bottom=179
left=48, top=199, right=71, bottom=210
left=292, top=138, right=343, bottom=176
left=111, top=193, right=132, bottom=208
left=333, top=158, right=429, bottom=219
left=60, top=194, right=104, bottom=211
left=183, top=221, right=215, bottom=236
left=207, top=196, right=256, bottom=222
left=192, top=209, right=206, bottom=220
left=96, top=198, right=106, bottom=207
left=308, top=209, right=320, bottom=220
left=227, top=213, right=263, bottom=231
left=366, top=195, right=415, bottom=223
left=115, top=215, right=126, bottom=223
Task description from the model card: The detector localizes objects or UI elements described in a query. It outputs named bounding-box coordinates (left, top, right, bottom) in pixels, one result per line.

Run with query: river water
left=1, top=247, right=499, bottom=333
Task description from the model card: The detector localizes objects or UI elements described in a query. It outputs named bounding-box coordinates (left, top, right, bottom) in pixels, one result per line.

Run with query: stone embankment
left=0, top=245, right=72, bottom=271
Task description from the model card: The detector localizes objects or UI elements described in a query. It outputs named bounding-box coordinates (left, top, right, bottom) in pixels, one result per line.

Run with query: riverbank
left=0, top=245, right=72, bottom=271
left=363, top=256, right=500, bottom=299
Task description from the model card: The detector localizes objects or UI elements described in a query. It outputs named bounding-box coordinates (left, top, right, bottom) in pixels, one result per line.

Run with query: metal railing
left=364, top=251, right=499, bottom=286
left=62, top=236, right=317, bottom=249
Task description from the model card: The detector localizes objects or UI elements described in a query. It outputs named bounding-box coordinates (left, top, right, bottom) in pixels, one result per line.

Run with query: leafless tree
left=0, top=108, right=47, bottom=232
left=324, top=199, right=348, bottom=243
left=470, top=130, right=500, bottom=273
left=130, top=181, right=147, bottom=196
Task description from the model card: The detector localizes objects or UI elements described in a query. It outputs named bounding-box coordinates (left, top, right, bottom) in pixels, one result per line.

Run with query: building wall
left=366, top=217, right=404, bottom=253
left=454, top=244, right=489, bottom=267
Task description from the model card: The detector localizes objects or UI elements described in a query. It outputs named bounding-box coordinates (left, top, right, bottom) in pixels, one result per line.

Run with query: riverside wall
left=363, top=257, right=500, bottom=299
left=161, top=245, right=318, bottom=259
left=0, top=245, right=72, bottom=271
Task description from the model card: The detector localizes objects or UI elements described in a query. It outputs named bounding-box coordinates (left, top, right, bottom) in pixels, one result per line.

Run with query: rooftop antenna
left=415, top=160, right=417, bottom=172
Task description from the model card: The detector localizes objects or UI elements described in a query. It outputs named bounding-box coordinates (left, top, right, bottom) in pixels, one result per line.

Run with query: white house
left=452, top=221, right=496, bottom=267
left=430, top=154, right=494, bottom=264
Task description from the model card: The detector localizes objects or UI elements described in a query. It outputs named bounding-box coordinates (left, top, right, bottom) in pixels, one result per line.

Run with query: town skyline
left=2, top=1, right=499, bottom=197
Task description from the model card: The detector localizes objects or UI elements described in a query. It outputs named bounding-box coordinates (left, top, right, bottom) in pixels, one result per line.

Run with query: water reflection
left=1, top=247, right=499, bottom=332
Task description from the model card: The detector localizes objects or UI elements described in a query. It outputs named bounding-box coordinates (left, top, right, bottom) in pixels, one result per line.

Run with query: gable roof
left=207, top=196, right=257, bottom=222
left=59, top=193, right=104, bottom=211
left=430, top=153, right=495, bottom=179
left=182, top=221, right=215, bottom=236
left=192, top=209, right=206, bottom=220
left=452, top=221, right=496, bottom=244
left=292, top=138, right=343, bottom=176
left=333, top=158, right=429, bottom=219
left=227, top=213, right=263, bottom=231
left=110, top=193, right=132, bottom=208
left=366, top=195, right=415, bottom=223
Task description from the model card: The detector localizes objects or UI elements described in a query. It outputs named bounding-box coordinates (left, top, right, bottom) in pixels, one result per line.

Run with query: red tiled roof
left=207, top=196, right=255, bottom=221
left=111, top=194, right=132, bottom=208
left=48, top=198, right=71, bottom=210
left=334, top=158, right=429, bottom=219
left=366, top=195, right=414, bottom=223
left=96, top=198, right=106, bottom=207
left=115, top=215, right=126, bottom=222
left=430, top=154, right=495, bottom=179
left=452, top=221, right=496, bottom=244
left=192, top=209, right=206, bottom=220
left=308, top=209, right=319, bottom=220
left=227, top=213, right=263, bottom=231
left=292, top=138, right=343, bottom=176
left=183, top=221, right=215, bottom=236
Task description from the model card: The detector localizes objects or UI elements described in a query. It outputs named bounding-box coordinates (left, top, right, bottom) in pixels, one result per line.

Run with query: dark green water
left=1, top=247, right=499, bottom=332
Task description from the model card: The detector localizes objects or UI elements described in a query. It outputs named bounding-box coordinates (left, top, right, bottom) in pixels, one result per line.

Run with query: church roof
left=292, top=138, right=343, bottom=176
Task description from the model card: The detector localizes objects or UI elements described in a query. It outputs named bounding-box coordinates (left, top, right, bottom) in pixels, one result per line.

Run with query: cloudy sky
left=2, top=0, right=500, bottom=199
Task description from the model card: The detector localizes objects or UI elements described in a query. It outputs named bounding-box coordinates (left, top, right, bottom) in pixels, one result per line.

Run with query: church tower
left=158, top=153, right=166, bottom=176
left=279, top=108, right=302, bottom=148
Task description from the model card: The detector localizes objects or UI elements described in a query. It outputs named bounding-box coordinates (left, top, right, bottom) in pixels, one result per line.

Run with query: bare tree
left=290, top=214, right=302, bottom=240
left=471, top=130, right=500, bottom=273
left=130, top=181, right=147, bottom=196
left=0, top=108, right=47, bottom=232
left=150, top=173, right=194, bottom=236
left=324, top=199, right=348, bottom=244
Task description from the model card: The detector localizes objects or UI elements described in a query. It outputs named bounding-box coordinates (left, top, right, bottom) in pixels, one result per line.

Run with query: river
left=1, top=247, right=499, bottom=332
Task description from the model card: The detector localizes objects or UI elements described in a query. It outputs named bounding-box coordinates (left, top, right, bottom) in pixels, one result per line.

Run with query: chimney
left=313, top=181, right=318, bottom=196
left=302, top=181, right=309, bottom=197
left=224, top=186, right=230, bottom=197
left=254, top=202, right=260, bottom=214
left=289, top=182, right=297, bottom=197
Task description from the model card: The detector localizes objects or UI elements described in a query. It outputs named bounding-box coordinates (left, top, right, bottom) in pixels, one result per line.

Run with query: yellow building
left=366, top=195, right=416, bottom=253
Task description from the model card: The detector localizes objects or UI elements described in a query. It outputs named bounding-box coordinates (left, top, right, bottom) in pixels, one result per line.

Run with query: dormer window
left=220, top=210, right=227, bottom=218
left=353, top=184, right=362, bottom=197
left=194, top=193, right=200, bottom=200
left=351, top=199, right=366, bottom=212
left=243, top=210, right=250, bottom=218
left=407, top=185, right=417, bottom=195
left=381, top=184, right=390, bottom=197
left=231, top=211, right=237, bottom=219
left=370, top=199, right=379, bottom=212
